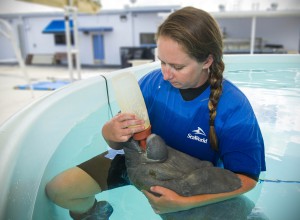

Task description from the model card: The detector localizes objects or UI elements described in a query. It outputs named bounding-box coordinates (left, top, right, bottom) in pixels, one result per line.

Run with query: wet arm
left=144, top=174, right=257, bottom=214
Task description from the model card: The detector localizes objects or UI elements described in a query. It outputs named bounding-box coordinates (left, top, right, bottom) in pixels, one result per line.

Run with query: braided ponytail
left=208, top=61, right=224, bottom=151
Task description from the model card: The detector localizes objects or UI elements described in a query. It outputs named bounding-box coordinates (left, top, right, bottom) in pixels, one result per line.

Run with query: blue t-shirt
left=139, top=69, right=266, bottom=177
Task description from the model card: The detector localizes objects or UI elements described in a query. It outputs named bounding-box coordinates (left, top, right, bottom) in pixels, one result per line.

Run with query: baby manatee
left=122, top=134, right=264, bottom=220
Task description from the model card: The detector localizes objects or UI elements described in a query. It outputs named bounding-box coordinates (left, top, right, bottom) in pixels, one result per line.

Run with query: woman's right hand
left=102, top=113, right=145, bottom=144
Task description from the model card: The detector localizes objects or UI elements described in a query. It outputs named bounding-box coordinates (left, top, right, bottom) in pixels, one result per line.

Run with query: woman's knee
left=45, top=167, right=101, bottom=204
left=45, top=172, right=71, bottom=204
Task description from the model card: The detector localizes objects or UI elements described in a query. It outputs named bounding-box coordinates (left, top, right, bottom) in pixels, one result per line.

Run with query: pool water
left=225, top=66, right=300, bottom=220
left=1, top=55, right=299, bottom=220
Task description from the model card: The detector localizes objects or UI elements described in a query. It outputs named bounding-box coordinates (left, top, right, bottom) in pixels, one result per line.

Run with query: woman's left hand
left=142, top=186, right=186, bottom=214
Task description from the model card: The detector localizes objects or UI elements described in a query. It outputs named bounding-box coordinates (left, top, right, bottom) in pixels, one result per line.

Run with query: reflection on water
left=226, top=68, right=300, bottom=90
left=225, top=67, right=300, bottom=220
left=225, top=68, right=300, bottom=159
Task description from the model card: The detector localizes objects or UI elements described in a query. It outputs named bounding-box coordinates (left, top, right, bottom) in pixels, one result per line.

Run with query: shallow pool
left=225, top=64, right=300, bottom=220
left=0, top=55, right=299, bottom=220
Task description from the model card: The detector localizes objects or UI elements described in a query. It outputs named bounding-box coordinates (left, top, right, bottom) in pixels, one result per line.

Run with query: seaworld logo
left=192, top=127, right=206, bottom=136
left=187, top=127, right=208, bottom=144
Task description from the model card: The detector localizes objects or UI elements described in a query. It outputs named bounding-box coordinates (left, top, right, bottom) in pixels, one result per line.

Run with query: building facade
left=0, top=5, right=299, bottom=67
left=0, top=6, right=179, bottom=66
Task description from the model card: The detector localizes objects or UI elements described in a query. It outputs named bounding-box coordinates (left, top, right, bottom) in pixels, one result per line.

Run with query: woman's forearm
left=143, top=173, right=257, bottom=214
left=104, top=138, right=124, bottom=150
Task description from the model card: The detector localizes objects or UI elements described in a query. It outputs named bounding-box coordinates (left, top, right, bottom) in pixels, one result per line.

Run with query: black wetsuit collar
left=179, top=80, right=210, bottom=101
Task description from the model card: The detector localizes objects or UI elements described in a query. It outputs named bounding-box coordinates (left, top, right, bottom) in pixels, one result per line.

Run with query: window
left=140, top=33, right=156, bottom=46
left=54, top=33, right=74, bottom=45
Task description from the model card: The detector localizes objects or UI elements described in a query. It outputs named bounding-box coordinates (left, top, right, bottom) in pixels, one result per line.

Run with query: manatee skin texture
left=123, top=134, right=265, bottom=220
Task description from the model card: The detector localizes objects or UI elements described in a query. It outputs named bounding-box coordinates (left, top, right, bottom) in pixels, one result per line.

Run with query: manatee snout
left=146, top=134, right=168, bottom=162
left=123, top=134, right=168, bottom=162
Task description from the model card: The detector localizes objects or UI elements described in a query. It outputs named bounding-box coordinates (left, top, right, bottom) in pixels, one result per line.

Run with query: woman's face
left=157, top=36, right=210, bottom=89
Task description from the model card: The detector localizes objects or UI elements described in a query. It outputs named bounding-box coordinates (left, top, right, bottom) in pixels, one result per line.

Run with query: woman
left=46, top=7, right=266, bottom=219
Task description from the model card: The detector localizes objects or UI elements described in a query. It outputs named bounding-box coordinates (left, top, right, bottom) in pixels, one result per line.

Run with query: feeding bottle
left=112, top=72, right=151, bottom=150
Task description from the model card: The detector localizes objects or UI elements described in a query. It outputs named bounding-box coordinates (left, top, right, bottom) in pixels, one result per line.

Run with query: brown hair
left=157, top=7, right=224, bottom=151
